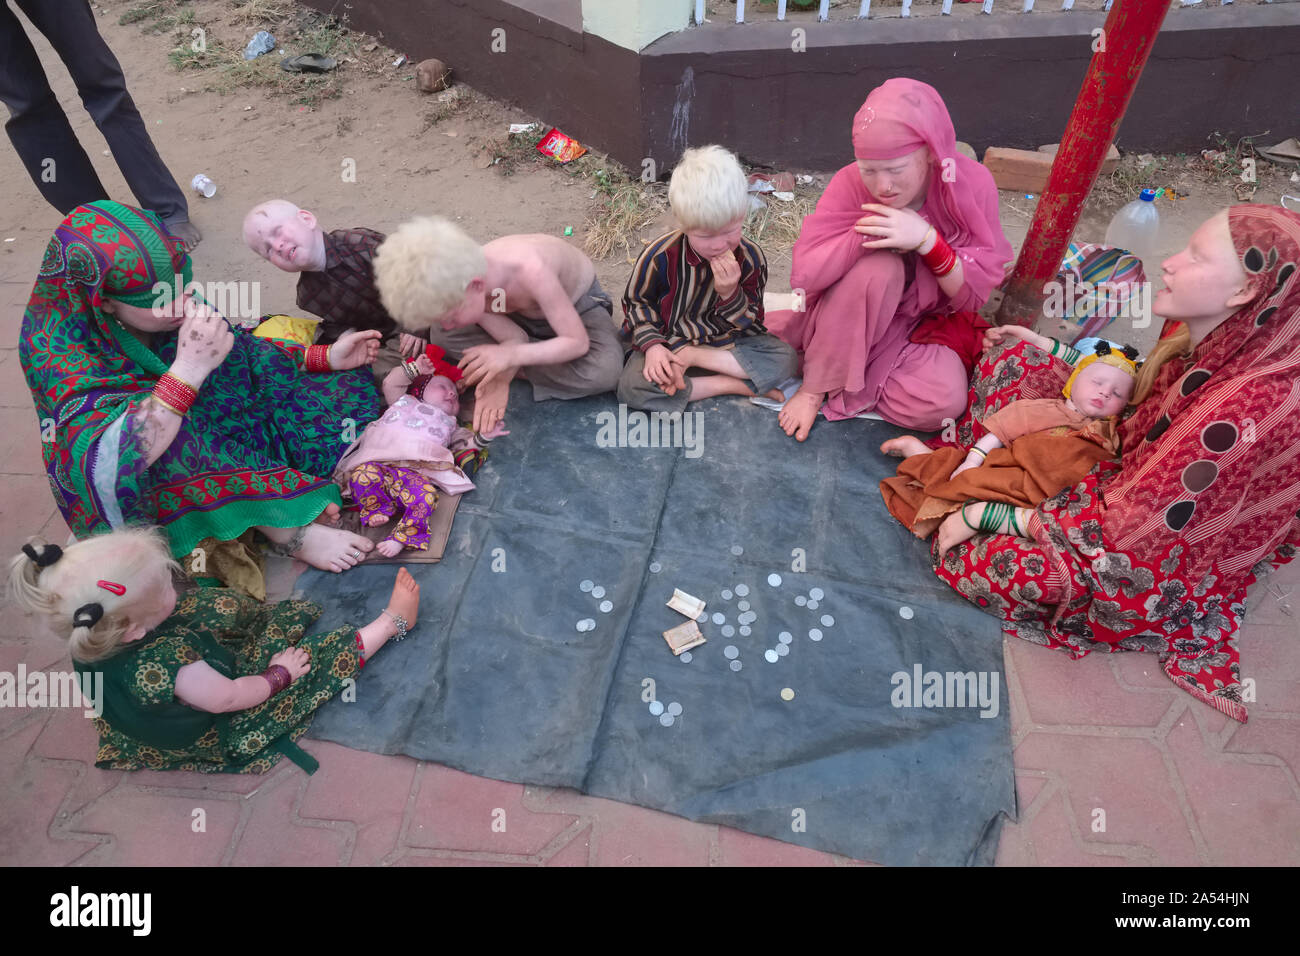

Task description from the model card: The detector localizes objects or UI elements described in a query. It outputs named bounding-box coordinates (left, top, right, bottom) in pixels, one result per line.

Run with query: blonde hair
left=668, top=145, right=750, bottom=232
left=374, top=216, right=488, bottom=329
left=1130, top=324, right=1193, bottom=406
left=8, top=528, right=179, bottom=663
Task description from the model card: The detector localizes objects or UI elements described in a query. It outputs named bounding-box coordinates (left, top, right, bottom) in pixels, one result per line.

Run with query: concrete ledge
left=303, top=1, right=1300, bottom=173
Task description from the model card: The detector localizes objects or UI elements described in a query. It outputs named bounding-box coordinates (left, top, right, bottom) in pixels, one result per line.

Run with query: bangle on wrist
left=153, top=372, right=198, bottom=415
left=262, top=664, right=293, bottom=695
left=305, top=344, right=332, bottom=373
left=912, top=225, right=936, bottom=252
left=969, top=446, right=987, bottom=460
left=919, top=231, right=958, bottom=277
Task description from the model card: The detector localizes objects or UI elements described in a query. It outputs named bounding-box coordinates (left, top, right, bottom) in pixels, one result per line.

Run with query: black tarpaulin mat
left=303, top=384, right=1015, bottom=865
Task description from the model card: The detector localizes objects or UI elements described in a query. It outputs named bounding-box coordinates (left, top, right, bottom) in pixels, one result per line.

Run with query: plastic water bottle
left=1104, top=188, right=1161, bottom=265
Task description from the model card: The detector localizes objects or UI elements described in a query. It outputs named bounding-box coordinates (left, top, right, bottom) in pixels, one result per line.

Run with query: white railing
left=692, top=0, right=1241, bottom=23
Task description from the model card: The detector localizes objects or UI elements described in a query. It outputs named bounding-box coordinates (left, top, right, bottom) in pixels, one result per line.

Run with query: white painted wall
left=581, top=0, right=693, bottom=51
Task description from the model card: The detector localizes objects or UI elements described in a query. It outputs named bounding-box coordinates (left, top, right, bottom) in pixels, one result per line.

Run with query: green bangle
left=961, top=502, right=979, bottom=532
left=1009, top=508, right=1024, bottom=537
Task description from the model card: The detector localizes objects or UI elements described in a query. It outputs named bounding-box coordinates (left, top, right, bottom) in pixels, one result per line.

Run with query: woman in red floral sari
left=933, top=204, right=1300, bottom=721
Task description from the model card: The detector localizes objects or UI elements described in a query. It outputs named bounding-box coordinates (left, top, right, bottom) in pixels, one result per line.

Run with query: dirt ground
left=1, top=0, right=1296, bottom=360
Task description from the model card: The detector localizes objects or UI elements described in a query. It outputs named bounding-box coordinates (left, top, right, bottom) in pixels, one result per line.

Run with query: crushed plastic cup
left=191, top=174, right=216, bottom=198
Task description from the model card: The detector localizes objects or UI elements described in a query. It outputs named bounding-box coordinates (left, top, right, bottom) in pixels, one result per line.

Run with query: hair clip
left=1121, top=345, right=1140, bottom=361
left=73, top=603, right=104, bottom=629
left=1094, top=342, right=1113, bottom=356
left=22, top=542, right=63, bottom=568
left=97, top=580, right=126, bottom=596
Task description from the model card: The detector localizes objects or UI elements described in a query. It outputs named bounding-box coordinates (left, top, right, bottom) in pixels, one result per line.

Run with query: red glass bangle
left=305, top=344, right=333, bottom=373
left=353, top=631, right=367, bottom=669
left=262, top=664, right=292, bottom=695
left=920, top=233, right=958, bottom=277
left=154, top=373, right=198, bottom=415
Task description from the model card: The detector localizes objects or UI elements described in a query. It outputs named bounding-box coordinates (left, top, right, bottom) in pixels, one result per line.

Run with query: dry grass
left=584, top=179, right=669, bottom=262
left=229, top=0, right=295, bottom=25
left=744, top=192, right=817, bottom=261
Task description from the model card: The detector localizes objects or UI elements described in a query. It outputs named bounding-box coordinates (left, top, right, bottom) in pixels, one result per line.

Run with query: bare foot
left=294, top=525, right=375, bottom=573
left=167, top=219, right=203, bottom=253
left=375, top=539, right=403, bottom=557
left=763, top=387, right=786, bottom=402
left=314, top=503, right=341, bottom=526
left=385, top=567, right=420, bottom=631
left=936, top=508, right=978, bottom=561
left=880, top=435, right=930, bottom=458
left=366, top=512, right=392, bottom=527
left=778, top=387, right=824, bottom=442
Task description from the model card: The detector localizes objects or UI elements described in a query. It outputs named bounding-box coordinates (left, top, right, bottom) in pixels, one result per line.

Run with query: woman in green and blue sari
left=20, top=201, right=381, bottom=572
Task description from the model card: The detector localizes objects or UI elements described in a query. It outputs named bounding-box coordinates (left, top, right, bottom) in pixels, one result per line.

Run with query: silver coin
left=807, top=600, right=819, bottom=610
left=820, top=614, right=834, bottom=627
left=649, top=561, right=662, bottom=574
left=776, top=642, right=790, bottom=657
left=768, top=573, right=782, bottom=587
left=580, top=579, right=594, bottom=592
left=730, top=545, right=744, bottom=556
left=737, top=600, right=750, bottom=612
left=712, top=612, right=726, bottom=626
left=735, top=584, right=750, bottom=597
left=795, top=595, right=807, bottom=607
left=649, top=700, right=664, bottom=716
left=591, top=585, right=606, bottom=599
left=721, top=625, right=735, bottom=638
left=899, top=606, right=915, bottom=620
left=667, top=702, right=683, bottom=717
left=730, top=659, right=743, bottom=672
left=660, top=713, right=675, bottom=727
left=739, top=611, right=757, bottom=625
left=778, top=631, right=793, bottom=644
left=679, top=652, right=693, bottom=663
left=600, top=600, right=613, bottom=613
left=697, top=610, right=708, bottom=622
left=809, top=587, right=825, bottom=601
left=809, top=628, right=823, bottom=641
left=721, top=589, right=733, bottom=601
left=739, top=626, right=751, bottom=637
left=724, top=644, right=740, bottom=659
left=575, top=620, right=589, bottom=633
left=764, top=649, right=779, bottom=663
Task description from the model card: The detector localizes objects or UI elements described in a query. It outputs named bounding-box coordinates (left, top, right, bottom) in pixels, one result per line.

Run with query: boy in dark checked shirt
left=242, top=199, right=427, bottom=381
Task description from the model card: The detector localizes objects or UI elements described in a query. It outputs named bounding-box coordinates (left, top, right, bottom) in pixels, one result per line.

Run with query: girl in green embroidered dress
left=9, top=528, right=420, bottom=774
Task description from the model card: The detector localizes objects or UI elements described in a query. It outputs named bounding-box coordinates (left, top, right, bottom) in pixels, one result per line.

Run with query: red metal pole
left=995, top=0, right=1171, bottom=326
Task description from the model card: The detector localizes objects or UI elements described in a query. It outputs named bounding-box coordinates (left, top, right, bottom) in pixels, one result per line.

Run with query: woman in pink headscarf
left=773, top=78, right=1013, bottom=441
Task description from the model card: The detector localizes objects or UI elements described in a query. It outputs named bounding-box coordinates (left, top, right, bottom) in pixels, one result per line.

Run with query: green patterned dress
left=74, top=588, right=363, bottom=774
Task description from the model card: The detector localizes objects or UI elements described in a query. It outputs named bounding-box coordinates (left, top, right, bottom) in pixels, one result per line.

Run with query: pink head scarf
left=792, top=78, right=1012, bottom=311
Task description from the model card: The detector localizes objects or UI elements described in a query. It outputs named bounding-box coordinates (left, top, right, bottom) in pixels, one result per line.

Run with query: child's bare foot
left=936, top=508, right=977, bottom=560
left=294, top=525, right=374, bottom=573
left=779, top=386, right=824, bottom=442
left=763, top=387, right=786, bottom=402
left=880, top=436, right=930, bottom=458
left=375, top=539, right=403, bottom=558
left=384, top=568, right=420, bottom=632
left=366, top=512, right=391, bottom=527
left=314, top=503, right=341, bottom=525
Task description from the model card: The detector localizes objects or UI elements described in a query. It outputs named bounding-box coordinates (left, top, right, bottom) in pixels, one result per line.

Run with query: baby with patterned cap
left=881, top=325, right=1143, bottom=558
left=333, top=347, right=505, bottom=557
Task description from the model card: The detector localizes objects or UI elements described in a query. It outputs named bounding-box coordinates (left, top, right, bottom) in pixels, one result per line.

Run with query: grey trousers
left=424, top=278, right=623, bottom=401
left=0, top=0, right=188, bottom=223
left=616, top=333, right=799, bottom=413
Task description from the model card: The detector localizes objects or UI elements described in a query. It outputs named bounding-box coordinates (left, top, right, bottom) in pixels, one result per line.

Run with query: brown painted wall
left=302, top=1, right=1300, bottom=175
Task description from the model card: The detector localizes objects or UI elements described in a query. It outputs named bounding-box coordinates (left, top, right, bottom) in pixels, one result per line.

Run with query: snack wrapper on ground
left=536, top=127, right=587, bottom=164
